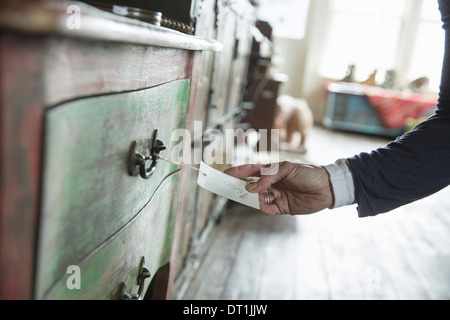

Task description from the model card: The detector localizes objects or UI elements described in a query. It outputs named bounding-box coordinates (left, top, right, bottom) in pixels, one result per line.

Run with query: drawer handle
left=119, top=258, right=152, bottom=300
left=128, top=130, right=166, bottom=179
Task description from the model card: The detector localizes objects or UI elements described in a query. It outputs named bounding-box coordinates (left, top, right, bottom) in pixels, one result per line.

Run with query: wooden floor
left=179, top=126, right=450, bottom=300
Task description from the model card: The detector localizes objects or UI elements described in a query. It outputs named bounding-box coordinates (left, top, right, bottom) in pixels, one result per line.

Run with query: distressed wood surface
left=43, top=37, right=196, bottom=106
left=170, top=49, right=214, bottom=284
left=43, top=171, right=181, bottom=299
left=0, top=26, right=200, bottom=298
left=170, top=0, right=256, bottom=298
left=1, top=0, right=254, bottom=300
left=0, top=1, right=222, bottom=52
left=206, top=3, right=236, bottom=128
left=35, top=80, right=190, bottom=299
left=0, top=35, right=45, bottom=300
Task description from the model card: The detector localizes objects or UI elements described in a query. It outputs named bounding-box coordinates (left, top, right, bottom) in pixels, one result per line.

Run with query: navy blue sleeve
left=347, top=0, right=450, bottom=217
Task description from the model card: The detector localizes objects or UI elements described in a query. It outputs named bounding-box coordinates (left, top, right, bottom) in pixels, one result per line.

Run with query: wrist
left=323, top=167, right=335, bottom=209
left=322, top=159, right=355, bottom=209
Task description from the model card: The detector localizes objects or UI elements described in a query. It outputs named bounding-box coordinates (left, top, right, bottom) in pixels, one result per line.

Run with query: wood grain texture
left=0, top=32, right=199, bottom=299
left=0, top=34, right=45, bottom=300
left=35, top=80, right=190, bottom=299
left=170, top=50, right=213, bottom=285
left=44, top=36, right=194, bottom=106
left=206, top=3, right=236, bottom=127
left=1, top=0, right=254, bottom=300
left=170, top=0, right=256, bottom=298
left=42, top=171, right=181, bottom=299
left=0, top=1, right=222, bottom=52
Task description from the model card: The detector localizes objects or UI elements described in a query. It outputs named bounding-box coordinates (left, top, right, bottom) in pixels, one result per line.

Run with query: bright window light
left=320, top=0, right=405, bottom=83
left=408, top=1, right=444, bottom=92
left=257, top=0, right=310, bottom=39
left=319, top=0, right=444, bottom=93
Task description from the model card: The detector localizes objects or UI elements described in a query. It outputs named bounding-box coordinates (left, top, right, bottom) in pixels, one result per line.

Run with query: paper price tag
left=197, top=161, right=260, bottom=210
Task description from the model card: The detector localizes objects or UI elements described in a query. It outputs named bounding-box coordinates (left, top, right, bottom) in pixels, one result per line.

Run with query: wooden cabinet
left=42, top=171, right=181, bottom=299
left=36, top=80, right=190, bottom=299
left=0, top=1, right=220, bottom=300
left=0, top=0, right=255, bottom=300
left=171, top=0, right=256, bottom=298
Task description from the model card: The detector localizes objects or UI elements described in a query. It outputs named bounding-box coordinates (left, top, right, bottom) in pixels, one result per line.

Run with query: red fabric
left=364, top=86, right=438, bottom=129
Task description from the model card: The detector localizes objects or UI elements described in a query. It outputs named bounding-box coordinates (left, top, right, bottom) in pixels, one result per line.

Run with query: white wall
left=272, top=0, right=333, bottom=123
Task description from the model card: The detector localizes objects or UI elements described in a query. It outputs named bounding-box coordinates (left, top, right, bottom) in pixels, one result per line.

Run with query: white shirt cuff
left=323, top=159, right=355, bottom=208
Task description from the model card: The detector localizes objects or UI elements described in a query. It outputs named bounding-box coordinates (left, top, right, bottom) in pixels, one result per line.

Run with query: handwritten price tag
left=197, top=161, right=260, bottom=210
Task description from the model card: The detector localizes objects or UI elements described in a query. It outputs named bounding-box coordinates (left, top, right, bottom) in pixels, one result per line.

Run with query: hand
left=224, top=161, right=334, bottom=216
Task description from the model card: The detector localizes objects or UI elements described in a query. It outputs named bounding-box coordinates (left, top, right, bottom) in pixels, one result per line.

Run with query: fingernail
left=246, top=181, right=258, bottom=192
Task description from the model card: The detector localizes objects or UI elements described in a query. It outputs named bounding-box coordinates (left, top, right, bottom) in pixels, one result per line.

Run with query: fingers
left=258, top=193, right=280, bottom=216
left=224, top=163, right=290, bottom=216
left=225, top=163, right=283, bottom=194
left=258, top=192, right=295, bottom=216
left=225, top=162, right=330, bottom=217
left=246, top=175, right=277, bottom=194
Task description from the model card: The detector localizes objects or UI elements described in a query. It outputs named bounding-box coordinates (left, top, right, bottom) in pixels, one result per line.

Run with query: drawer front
left=42, top=171, right=181, bottom=299
left=36, top=80, right=190, bottom=299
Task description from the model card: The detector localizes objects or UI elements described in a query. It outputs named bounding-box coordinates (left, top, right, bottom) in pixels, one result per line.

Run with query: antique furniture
left=240, top=20, right=287, bottom=150
left=323, top=82, right=437, bottom=137
left=0, top=0, right=255, bottom=300
left=170, top=0, right=256, bottom=299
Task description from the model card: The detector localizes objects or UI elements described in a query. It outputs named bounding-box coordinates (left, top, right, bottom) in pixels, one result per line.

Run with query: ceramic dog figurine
left=274, top=95, right=313, bottom=154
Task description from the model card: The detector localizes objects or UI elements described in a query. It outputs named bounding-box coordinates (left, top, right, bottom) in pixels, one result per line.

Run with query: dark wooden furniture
left=0, top=0, right=254, bottom=300
left=171, top=0, right=256, bottom=298
left=241, top=20, right=286, bottom=150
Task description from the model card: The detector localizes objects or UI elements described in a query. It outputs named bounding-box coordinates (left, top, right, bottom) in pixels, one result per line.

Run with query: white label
left=197, top=162, right=260, bottom=210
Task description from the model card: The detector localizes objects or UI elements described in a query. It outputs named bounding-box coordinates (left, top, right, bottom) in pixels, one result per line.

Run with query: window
left=257, top=0, right=310, bottom=39
left=319, top=0, right=444, bottom=93
left=408, top=1, right=444, bottom=91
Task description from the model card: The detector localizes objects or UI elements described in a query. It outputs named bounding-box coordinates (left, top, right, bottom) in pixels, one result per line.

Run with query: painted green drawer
left=35, top=80, right=190, bottom=299
left=43, top=171, right=181, bottom=299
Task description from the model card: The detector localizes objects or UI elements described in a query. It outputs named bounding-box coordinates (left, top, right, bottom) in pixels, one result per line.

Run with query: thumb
left=246, top=173, right=279, bottom=193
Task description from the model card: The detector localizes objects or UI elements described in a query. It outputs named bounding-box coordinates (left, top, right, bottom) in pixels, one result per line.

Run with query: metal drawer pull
left=120, top=258, right=152, bottom=300
left=128, top=130, right=166, bottom=179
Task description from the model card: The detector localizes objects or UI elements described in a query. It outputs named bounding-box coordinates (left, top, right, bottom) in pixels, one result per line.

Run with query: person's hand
left=224, top=161, right=334, bottom=216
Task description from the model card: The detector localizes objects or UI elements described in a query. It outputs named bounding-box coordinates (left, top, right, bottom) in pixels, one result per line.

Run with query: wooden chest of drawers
left=0, top=0, right=226, bottom=299
left=37, top=80, right=192, bottom=299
